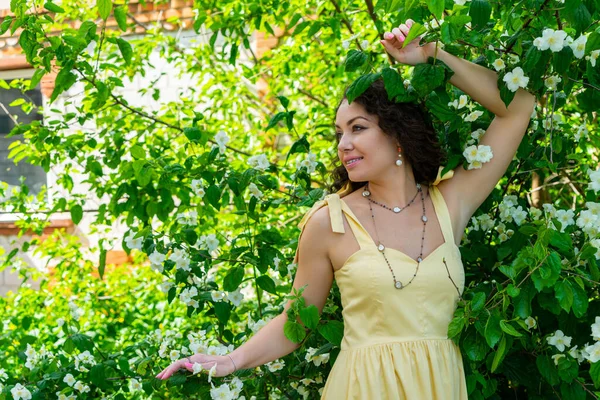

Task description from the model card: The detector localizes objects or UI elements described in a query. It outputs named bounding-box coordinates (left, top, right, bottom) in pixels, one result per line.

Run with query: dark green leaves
left=70, top=204, right=83, bottom=224
left=345, top=72, right=381, bottom=104
left=256, top=275, right=277, bottom=294
left=426, top=0, right=444, bottom=19
left=381, top=67, right=406, bottom=101
left=345, top=50, right=368, bottom=72
left=299, top=305, right=319, bottom=330
left=44, top=2, right=64, bottom=13
left=114, top=6, right=128, bottom=31
left=411, top=60, right=449, bottom=97
left=469, top=0, right=492, bottom=30
left=223, top=267, right=245, bottom=292
left=284, top=320, right=306, bottom=343
left=317, top=320, right=343, bottom=345
left=116, top=38, right=133, bottom=65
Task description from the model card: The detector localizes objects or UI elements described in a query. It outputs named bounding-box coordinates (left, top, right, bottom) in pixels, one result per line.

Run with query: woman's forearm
left=228, top=313, right=301, bottom=371
left=426, top=45, right=534, bottom=118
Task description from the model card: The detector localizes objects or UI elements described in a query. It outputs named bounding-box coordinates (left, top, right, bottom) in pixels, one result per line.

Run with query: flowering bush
left=0, top=0, right=599, bottom=398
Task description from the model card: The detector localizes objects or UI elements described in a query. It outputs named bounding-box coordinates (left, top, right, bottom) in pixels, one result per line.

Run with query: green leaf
left=491, top=335, right=507, bottom=372
left=345, top=50, right=368, bottom=72
left=484, top=309, right=502, bottom=348
left=223, top=267, right=245, bottom=292
left=568, top=3, right=592, bottom=35
left=552, top=46, right=573, bottom=75
left=531, top=251, right=562, bottom=291
left=499, top=78, right=517, bottom=108
left=317, top=320, right=344, bottom=345
left=114, top=6, right=128, bottom=31
left=402, top=22, right=427, bottom=48
left=0, top=16, right=12, bottom=36
left=381, top=67, right=406, bottom=101
left=590, top=361, right=600, bottom=388
left=447, top=315, right=466, bottom=339
left=256, top=275, right=278, bottom=294
left=555, top=280, right=574, bottom=312
left=471, top=292, right=486, bottom=312
left=570, top=281, right=588, bottom=318
left=213, top=301, right=231, bottom=325
left=425, top=0, right=444, bottom=19
left=71, top=333, right=94, bottom=352
left=205, top=185, right=221, bottom=209
left=463, top=330, right=487, bottom=361
left=411, top=63, right=445, bottom=97
left=469, top=0, right=491, bottom=30
left=560, top=381, right=586, bottom=400
left=585, top=31, right=600, bottom=54
left=346, top=73, right=381, bottom=104
left=284, top=320, right=306, bottom=343
left=97, top=0, right=112, bottom=20
left=499, top=320, right=522, bottom=337
left=183, top=127, right=204, bottom=144
left=537, top=354, right=560, bottom=385
left=116, top=38, right=133, bottom=65
left=99, top=248, right=106, bottom=280
left=130, top=145, right=145, bottom=160
left=266, top=112, right=286, bottom=131
left=286, top=136, right=310, bottom=163
left=299, top=305, right=319, bottom=330
left=70, top=204, right=83, bottom=224
left=44, top=2, right=64, bottom=13
left=577, top=88, right=600, bottom=113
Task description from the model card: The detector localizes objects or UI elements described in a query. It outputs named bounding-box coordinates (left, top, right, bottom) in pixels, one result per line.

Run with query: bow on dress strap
left=432, top=165, right=454, bottom=186
left=297, top=193, right=346, bottom=233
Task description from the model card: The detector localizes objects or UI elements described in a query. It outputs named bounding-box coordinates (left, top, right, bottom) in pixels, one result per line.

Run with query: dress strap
left=294, top=193, right=374, bottom=263
left=429, top=166, right=456, bottom=245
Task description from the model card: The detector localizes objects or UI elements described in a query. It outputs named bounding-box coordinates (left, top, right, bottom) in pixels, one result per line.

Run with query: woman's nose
left=337, top=133, right=352, bottom=151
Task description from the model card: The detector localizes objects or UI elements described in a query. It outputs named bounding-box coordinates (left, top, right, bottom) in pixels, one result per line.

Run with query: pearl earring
left=396, top=148, right=403, bottom=166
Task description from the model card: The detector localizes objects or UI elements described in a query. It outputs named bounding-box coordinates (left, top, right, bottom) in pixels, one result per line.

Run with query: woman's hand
left=379, top=19, right=437, bottom=65
left=155, top=353, right=236, bottom=380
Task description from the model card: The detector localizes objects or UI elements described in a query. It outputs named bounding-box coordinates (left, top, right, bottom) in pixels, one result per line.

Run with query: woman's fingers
left=399, top=23, right=409, bottom=36
left=392, top=27, right=404, bottom=43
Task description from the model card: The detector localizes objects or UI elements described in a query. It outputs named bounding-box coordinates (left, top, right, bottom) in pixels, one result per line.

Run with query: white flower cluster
left=248, top=314, right=272, bottom=333
left=169, top=248, right=191, bottom=272
left=290, top=375, right=325, bottom=399
left=213, top=130, right=230, bottom=154
left=266, top=358, right=285, bottom=372
left=533, top=29, right=588, bottom=59
left=296, top=153, right=318, bottom=174
left=63, top=373, right=91, bottom=393
left=498, top=195, right=528, bottom=226
left=191, top=179, right=205, bottom=198
left=574, top=122, right=589, bottom=142
left=588, top=168, right=600, bottom=194
left=69, top=300, right=86, bottom=322
left=180, top=286, right=199, bottom=308
left=74, top=350, right=96, bottom=373
left=210, top=376, right=244, bottom=400
left=466, top=128, right=486, bottom=146
left=196, top=234, right=220, bottom=252
left=10, top=384, right=31, bottom=400
left=547, top=318, right=600, bottom=364
left=124, top=230, right=143, bottom=251
left=470, top=213, right=495, bottom=232
left=448, top=94, right=468, bottom=110
left=541, top=113, right=562, bottom=131
left=462, top=144, right=493, bottom=170
left=24, top=343, right=54, bottom=370
left=494, top=222, right=514, bottom=243
left=248, top=154, right=270, bottom=171
left=305, top=347, right=330, bottom=366
left=586, top=49, right=600, bottom=67
left=56, top=392, right=76, bottom=400
left=149, top=250, right=166, bottom=273
left=177, top=210, right=198, bottom=226
left=463, top=110, right=483, bottom=122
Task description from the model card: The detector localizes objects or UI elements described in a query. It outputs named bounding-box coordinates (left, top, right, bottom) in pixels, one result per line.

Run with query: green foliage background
left=0, top=0, right=599, bottom=398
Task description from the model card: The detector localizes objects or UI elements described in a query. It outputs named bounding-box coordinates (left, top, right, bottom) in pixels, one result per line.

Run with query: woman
left=157, top=19, right=535, bottom=398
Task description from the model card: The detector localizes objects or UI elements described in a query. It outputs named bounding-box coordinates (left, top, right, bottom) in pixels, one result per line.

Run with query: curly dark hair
left=329, top=78, right=447, bottom=194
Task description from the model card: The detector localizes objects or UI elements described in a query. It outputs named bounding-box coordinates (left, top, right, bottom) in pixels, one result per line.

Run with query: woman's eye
left=353, top=125, right=364, bottom=131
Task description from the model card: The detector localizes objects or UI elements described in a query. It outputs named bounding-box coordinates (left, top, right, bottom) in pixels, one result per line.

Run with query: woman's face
left=335, top=99, right=398, bottom=182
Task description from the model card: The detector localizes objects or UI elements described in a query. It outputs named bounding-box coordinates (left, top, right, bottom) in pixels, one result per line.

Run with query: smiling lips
left=345, top=157, right=363, bottom=168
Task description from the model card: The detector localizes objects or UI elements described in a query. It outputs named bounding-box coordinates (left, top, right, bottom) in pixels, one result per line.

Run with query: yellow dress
left=297, top=166, right=468, bottom=400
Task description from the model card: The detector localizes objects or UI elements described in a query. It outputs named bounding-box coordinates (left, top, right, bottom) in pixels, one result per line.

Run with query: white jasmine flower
left=508, top=54, right=520, bottom=63
left=63, top=373, right=76, bottom=386
left=267, top=359, right=285, bottom=372
left=453, top=0, right=471, bottom=5
left=537, top=29, right=568, bottom=52
left=169, top=349, right=180, bottom=361
left=158, top=280, right=174, bottom=293
left=193, top=362, right=203, bottom=375
left=544, top=75, right=561, bottom=90
left=214, top=130, right=230, bottom=154
left=574, top=123, right=589, bottom=141
left=211, top=291, right=226, bottom=302
left=249, top=183, right=264, bottom=200
left=555, top=209, right=575, bottom=232
left=513, top=206, right=528, bottom=226
left=569, top=34, right=587, bottom=59
left=551, top=354, right=565, bottom=365
left=208, top=364, right=218, bottom=383
left=584, top=342, right=600, bottom=363
left=130, top=378, right=142, bottom=391
left=125, top=231, right=143, bottom=250
left=592, top=316, right=600, bottom=340
left=503, top=67, right=529, bottom=92
left=342, top=40, right=350, bottom=49
left=403, top=79, right=411, bottom=88
left=149, top=250, right=166, bottom=270
left=543, top=203, right=557, bottom=218
left=169, top=248, right=191, bottom=272
left=492, top=58, right=505, bottom=71
left=74, top=381, right=90, bottom=393
left=457, top=95, right=468, bottom=109
left=10, top=384, right=32, bottom=400
left=360, top=39, right=369, bottom=49
left=0, top=368, right=7, bottom=381
left=203, top=234, right=220, bottom=252
left=191, top=179, right=205, bottom=198
left=547, top=330, right=572, bottom=352
left=586, top=49, right=599, bottom=67
left=529, top=207, right=542, bottom=221
left=533, top=37, right=545, bottom=50
left=464, top=110, right=484, bottom=122
left=227, top=290, right=244, bottom=306
left=524, top=316, right=537, bottom=330
left=248, top=154, right=270, bottom=171
left=588, top=168, right=600, bottom=193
